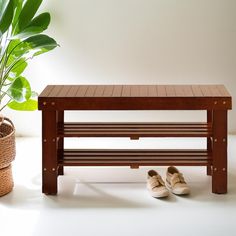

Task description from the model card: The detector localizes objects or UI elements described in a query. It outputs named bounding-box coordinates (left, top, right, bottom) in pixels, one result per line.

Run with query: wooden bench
left=38, top=85, right=232, bottom=195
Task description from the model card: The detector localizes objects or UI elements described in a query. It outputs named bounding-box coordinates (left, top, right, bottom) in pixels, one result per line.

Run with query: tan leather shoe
left=166, top=166, right=190, bottom=195
left=147, top=170, right=169, bottom=198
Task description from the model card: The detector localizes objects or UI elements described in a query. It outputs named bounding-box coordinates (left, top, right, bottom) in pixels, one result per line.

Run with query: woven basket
left=0, top=165, right=14, bottom=196
left=0, top=117, right=16, bottom=169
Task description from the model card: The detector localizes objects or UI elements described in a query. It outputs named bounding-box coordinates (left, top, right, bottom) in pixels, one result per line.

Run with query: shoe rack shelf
left=39, top=85, right=232, bottom=195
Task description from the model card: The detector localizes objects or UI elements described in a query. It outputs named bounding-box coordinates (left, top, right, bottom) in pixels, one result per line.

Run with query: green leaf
left=10, top=34, right=58, bottom=58
left=28, top=12, right=50, bottom=30
left=10, top=26, right=44, bottom=39
left=8, top=76, right=32, bottom=102
left=9, top=59, right=27, bottom=78
left=0, top=0, right=8, bottom=19
left=7, top=99, right=38, bottom=111
left=0, top=0, right=14, bottom=35
left=18, top=0, right=43, bottom=31
left=12, top=0, right=23, bottom=33
left=24, top=34, right=58, bottom=49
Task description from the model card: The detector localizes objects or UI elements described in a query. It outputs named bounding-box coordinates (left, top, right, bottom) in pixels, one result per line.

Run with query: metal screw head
left=52, top=138, right=56, bottom=142
left=52, top=168, right=56, bottom=171
left=222, top=168, right=226, bottom=171
left=43, top=168, right=47, bottom=171
left=43, top=102, right=47, bottom=105
left=223, top=138, right=226, bottom=142
left=214, top=101, right=218, bottom=105
left=51, top=102, right=55, bottom=105
left=43, top=139, right=47, bottom=142
left=214, top=167, right=217, bottom=171
left=223, top=101, right=226, bottom=105
left=214, top=139, right=217, bottom=142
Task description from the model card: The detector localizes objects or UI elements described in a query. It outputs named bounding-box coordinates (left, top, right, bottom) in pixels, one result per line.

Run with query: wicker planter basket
left=0, top=165, right=14, bottom=196
left=0, top=116, right=15, bottom=196
left=0, top=116, right=16, bottom=169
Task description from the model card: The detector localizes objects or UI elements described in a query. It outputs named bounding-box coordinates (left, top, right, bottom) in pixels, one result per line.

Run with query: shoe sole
left=166, top=181, right=190, bottom=195
left=147, top=189, right=169, bottom=198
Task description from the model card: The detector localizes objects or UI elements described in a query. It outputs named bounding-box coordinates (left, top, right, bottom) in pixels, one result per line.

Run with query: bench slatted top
left=38, top=85, right=232, bottom=110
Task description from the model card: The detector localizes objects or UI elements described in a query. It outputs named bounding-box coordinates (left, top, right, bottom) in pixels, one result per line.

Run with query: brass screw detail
left=222, top=168, right=226, bottom=171
left=51, top=102, right=55, bottom=105
left=214, top=139, right=217, bottom=142
left=43, top=139, right=47, bottom=142
left=43, top=102, right=47, bottom=105
left=44, top=168, right=47, bottom=171
left=223, top=138, right=226, bottom=142
left=214, top=101, right=218, bottom=105
left=223, top=101, right=226, bottom=105
left=52, top=168, right=56, bottom=171
left=52, top=138, right=56, bottom=142
left=214, top=168, right=217, bottom=171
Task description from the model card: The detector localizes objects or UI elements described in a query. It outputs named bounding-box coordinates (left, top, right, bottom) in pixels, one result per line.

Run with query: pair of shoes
left=147, top=166, right=190, bottom=198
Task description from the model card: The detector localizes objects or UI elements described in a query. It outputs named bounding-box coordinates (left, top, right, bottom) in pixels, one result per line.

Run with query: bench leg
left=42, top=110, right=58, bottom=195
left=207, top=110, right=212, bottom=176
left=57, top=111, right=64, bottom=176
left=212, top=110, right=228, bottom=194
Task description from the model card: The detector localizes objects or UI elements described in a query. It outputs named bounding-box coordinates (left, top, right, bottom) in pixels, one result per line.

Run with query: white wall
left=4, top=0, right=236, bottom=136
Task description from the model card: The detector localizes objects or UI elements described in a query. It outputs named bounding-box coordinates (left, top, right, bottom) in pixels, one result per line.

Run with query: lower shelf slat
left=59, top=149, right=212, bottom=166
left=58, top=122, right=212, bottom=138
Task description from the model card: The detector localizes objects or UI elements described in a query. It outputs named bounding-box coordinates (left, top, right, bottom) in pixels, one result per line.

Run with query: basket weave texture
left=0, top=117, right=16, bottom=169
left=0, top=165, right=14, bottom=196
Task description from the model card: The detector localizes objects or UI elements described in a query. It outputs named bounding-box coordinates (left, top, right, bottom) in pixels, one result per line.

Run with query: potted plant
left=0, top=0, right=58, bottom=196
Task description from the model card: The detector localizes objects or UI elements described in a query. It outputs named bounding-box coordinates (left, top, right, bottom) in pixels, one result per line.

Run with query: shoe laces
left=149, top=174, right=165, bottom=188
left=170, top=173, right=186, bottom=187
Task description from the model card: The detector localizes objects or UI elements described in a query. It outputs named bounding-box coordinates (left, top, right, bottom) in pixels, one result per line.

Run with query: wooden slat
left=201, top=85, right=213, bottom=96
left=39, top=85, right=231, bottom=98
left=103, top=85, right=114, bottom=97
left=76, top=85, right=89, bottom=97
left=174, top=85, right=186, bottom=97
left=94, top=86, right=105, bottom=97
left=216, top=85, right=231, bottom=97
left=59, top=149, right=212, bottom=166
left=131, top=85, right=140, bottom=97
left=157, top=85, right=166, bottom=96
left=148, top=85, right=157, bottom=96
left=122, top=85, right=131, bottom=97
left=112, top=85, right=123, bottom=97
left=63, top=149, right=211, bottom=159
left=39, top=85, right=54, bottom=97
left=139, top=85, right=148, bottom=97
left=84, top=85, right=97, bottom=97
left=65, top=86, right=81, bottom=97
left=57, top=85, right=71, bottom=97
left=207, top=85, right=222, bottom=96
left=165, top=85, right=176, bottom=96
left=48, top=85, right=64, bottom=97
left=58, top=122, right=212, bottom=138
left=191, top=85, right=203, bottom=96
left=63, top=122, right=210, bottom=128
left=182, top=85, right=194, bottom=96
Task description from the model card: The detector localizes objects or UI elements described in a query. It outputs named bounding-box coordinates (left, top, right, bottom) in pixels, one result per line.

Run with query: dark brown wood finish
left=39, top=85, right=232, bottom=195
left=212, top=110, right=228, bottom=194
left=57, top=111, right=64, bottom=176
left=42, top=110, right=58, bottom=195
left=39, top=85, right=232, bottom=110
left=207, top=110, right=212, bottom=176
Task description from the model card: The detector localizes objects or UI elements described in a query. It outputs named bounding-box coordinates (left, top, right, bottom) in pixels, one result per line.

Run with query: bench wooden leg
left=57, top=111, right=64, bottom=176
left=42, top=110, right=58, bottom=195
left=207, top=110, right=212, bottom=176
left=212, top=110, right=228, bottom=194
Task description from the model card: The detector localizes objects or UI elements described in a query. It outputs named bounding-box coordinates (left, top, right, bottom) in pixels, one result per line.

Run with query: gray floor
left=1, top=137, right=236, bottom=236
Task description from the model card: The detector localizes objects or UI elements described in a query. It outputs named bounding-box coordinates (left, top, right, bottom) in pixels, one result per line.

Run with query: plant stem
left=0, top=98, right=12, bottom=112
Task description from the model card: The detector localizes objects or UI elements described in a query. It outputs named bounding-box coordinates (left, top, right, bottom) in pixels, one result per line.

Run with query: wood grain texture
left=39, top=84, right=231, bottom=195
left=38, top=85, right=232, bottom=110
